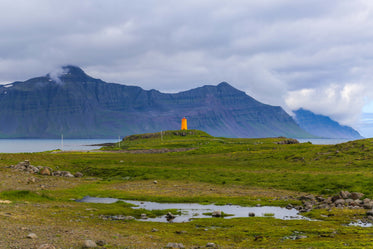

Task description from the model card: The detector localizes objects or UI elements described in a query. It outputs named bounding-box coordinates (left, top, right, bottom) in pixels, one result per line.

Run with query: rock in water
left=212, top=210, right=222, bottom=217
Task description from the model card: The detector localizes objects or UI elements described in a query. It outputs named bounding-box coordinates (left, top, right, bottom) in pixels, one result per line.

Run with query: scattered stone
left=175, top=230, right=187, bottom=234
left=153, top=180, right=158, bottom=184
left=152, top=228, right=159, bottom=232
left=165, top=243, right=185, bottom=249
left=141, top=213, right=147, bottom=219
left=27, top=233, right=38, bottom=239
left=83, top=240, right=97, bottom=248
left=211, top=210, right=222, bottom=217
left=0, top=200, right=12, bottom=204
left=256, top=204, right=261, bottom=207
left=206, top=242, right=216, bottom=247
left=248, top=212, right=255, bottom=217
left=37, top=244, right=56, bottom=249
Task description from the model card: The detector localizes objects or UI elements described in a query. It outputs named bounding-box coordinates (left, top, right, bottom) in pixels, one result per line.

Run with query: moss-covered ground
left=1, top=130, right=373, bottom=248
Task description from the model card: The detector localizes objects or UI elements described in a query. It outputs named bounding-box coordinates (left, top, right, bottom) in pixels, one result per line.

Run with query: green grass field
left=1, top=130, right=373, bottom=248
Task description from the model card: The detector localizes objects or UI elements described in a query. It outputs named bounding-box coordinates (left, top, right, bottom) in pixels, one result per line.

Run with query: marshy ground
left=1, top=130, right=373, bottom=248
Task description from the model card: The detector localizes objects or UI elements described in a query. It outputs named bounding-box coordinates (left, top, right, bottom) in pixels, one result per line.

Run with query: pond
left=77, top=196, right=312, bottom=223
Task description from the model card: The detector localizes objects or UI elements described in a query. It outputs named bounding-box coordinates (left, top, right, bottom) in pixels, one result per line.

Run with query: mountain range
left=0, top=65, right=362, bottom=139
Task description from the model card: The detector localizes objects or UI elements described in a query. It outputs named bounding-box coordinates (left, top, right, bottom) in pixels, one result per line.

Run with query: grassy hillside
left=1, top=130, right=373, bottom=248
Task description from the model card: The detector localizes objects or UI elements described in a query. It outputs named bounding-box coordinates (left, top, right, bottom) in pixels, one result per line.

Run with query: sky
left=1, top=0, right=373, bottom=136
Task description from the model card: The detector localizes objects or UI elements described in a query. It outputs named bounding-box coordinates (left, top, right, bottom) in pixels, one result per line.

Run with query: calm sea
left=0, top=138, right=360, bottom=153
left=0, top=139, right=118, bottom=153
left=297, top=138, right=357, bottom=145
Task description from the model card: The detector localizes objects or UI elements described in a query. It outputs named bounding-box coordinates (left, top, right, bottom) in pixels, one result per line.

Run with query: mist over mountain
left=0, top=66, right=311, bottom=138
left=293, top=108, right=363, bottom=139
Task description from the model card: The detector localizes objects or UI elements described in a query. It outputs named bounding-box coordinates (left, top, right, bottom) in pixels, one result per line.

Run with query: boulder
left=296, top=235, right=308, bottom=239
left=82, top=240, right=97, bottom=248
left=37, top=245, right=56, bottom=249
left=286, top=204, right=293, bottom=210
left=212, top=210, right=222, bottom=217
left=74, top=172, right=83, bottom=177
left=334, top=199, right=345, bottom=206
left=345, top=199, right=354, bottom=204
left=363, top=202, right=373, bottom=209
left=206, top=242, right=216, bottom=247
left=331, top=195, right=341, bottom=203
left=248, top=212, right=255, bottom=217
left=96, top=240, right=106, bottom=246
left=40, top=167, right=51, bottom=176
left=165, top=243, right=185, bottom=249
left=27, top=233, right=38, bottom=239
left=299, top=194, right=315, bottom=202
left=316, top=196, right=325, bottom=202
left=340, top=191, right=351, bottom=199
left=351, top=192, right=364, bottom=200
left=366, top=210, right=373, bottom=216
left=166, top=212, right=176, bottom=220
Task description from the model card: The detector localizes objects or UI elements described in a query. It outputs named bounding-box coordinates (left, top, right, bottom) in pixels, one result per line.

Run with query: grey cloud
left=1, top=0, right=373, bottom=132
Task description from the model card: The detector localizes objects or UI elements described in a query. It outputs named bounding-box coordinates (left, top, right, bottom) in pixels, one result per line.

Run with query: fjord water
left=0, top=139, right=117, bottom=153
left=297, top=138, right=355, bottom=145
left=0, top=138, right=355, bottom=153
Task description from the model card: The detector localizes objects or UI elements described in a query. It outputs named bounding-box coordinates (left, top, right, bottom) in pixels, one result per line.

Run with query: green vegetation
left=1, top=130, right=373, bottom=248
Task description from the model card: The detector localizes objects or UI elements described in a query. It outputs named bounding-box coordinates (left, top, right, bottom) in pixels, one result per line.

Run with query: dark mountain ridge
left=0, top=65, right=311, bottom=138
left=293, top=108, right=363, bottom=139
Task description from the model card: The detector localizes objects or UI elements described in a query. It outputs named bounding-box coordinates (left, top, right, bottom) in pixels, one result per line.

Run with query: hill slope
left=293, top=108, right=363, bottom=139
left=0, top=65, right=311, bottom=138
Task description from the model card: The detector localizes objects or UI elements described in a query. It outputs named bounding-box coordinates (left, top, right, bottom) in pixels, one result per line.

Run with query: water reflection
left=78, top=196, right=312, bottom=223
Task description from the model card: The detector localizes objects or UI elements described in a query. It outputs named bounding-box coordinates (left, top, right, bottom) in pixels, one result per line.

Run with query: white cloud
left=286, top=83, right=367, bottom=126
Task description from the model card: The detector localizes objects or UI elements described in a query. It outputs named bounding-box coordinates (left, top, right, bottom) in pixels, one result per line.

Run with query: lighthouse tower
left=181, top=117, right=187, bottom=130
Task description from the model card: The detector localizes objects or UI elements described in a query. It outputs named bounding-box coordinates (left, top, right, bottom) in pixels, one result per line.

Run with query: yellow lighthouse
left=181, top=117, right=187, bottom=130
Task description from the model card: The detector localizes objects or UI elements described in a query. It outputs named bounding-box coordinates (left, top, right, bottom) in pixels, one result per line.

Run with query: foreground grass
left=1, top=130, right=373, bottom=248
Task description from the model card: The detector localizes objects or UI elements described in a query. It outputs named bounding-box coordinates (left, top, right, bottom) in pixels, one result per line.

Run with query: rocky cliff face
left=0, top=66, right=310, bottom=138
left=293, top=108, right=363, bottom=139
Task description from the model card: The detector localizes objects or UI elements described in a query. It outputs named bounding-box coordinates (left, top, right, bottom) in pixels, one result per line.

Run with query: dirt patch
left=107, top=180, right=302, bottom=199
left=0, top=167, right=89, bottom=192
